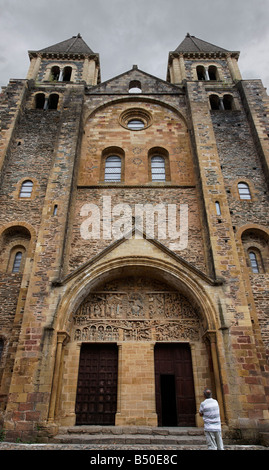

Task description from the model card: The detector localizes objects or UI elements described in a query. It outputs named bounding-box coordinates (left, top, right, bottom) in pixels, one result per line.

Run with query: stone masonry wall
left=211, top=98, right=269, bottom=365
left=68, top=187, right=206, bottom=273
left=211, top=108, right=269, bottom=229
left=65, top=95, right=208, bottom=276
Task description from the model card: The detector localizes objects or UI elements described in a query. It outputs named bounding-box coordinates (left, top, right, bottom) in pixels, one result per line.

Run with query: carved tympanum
left=73, top=277, right=200, bottom=342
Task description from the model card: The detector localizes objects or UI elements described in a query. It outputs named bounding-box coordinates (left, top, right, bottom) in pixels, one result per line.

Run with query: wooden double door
left=75, top=344, right=118, bottom=425
left=155, top=343, right=196, bottom=426
left=75, top=342, right=196, bottom=427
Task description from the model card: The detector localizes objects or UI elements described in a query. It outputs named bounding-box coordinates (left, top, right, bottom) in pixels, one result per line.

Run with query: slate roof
left=175, top=33, right=230, bottom=53
left=29, top=34, right=96, bottom=56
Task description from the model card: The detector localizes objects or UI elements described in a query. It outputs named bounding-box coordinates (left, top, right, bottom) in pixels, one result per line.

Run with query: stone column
left=168, top=54, right=183, bottom=84
left=227, top=54, right=242, bottom=82
left=206, top=331, right=225, bottom=422
left=26, top=55, right=42, bottom=81
left=48, top=332, right=69, bottom=422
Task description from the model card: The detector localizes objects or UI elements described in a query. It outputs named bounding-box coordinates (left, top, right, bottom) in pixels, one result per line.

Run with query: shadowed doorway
left=155, top=343, right=196, bottom=426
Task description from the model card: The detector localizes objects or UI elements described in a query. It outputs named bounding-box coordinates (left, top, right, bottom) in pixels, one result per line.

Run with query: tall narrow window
left=12, top=251, right=22, bottom=273
left=215, top=201, right=221, bottom=216
left=50, top=66, right=60, bottom=81
left=104, top=156, right=122, bottom=182
left=210, top=95, right=221, bottom=110
left=223, top=94, right=234, bottom=110
left=19, top=180, right=33, bottom=198
left=151, top=156, right=166, bottom=182
left=48, top=94, right=59, bottom=110
left=197, top=66, right=206, bottom=80
left=35, top=93, right=45, bottom=109
left=62, top=66, right=72, bottom=81
left=208, top=65, right=218, bottom=80
left=249, top=251, right=259, bottom=273
left=238, top=182, right=251, bottom=200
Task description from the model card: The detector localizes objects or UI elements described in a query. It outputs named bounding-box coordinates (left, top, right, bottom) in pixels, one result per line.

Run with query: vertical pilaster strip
left=206, top=331, right=225, bottom=422
left=48, top=332, right=68, bottom=421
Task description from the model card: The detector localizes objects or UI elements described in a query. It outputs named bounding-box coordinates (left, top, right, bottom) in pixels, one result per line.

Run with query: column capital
left=57, top=331, right=70, bottom=345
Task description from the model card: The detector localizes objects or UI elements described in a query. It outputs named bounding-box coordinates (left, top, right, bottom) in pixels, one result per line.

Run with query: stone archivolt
left=73, top=277, right=201, bottom=342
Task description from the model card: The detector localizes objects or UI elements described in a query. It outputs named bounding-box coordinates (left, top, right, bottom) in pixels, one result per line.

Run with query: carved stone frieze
left=72, top=277, right=201, bottom=342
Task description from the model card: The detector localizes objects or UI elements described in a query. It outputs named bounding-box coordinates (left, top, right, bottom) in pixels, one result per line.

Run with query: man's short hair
left=204, top=389, right=212, bottom=399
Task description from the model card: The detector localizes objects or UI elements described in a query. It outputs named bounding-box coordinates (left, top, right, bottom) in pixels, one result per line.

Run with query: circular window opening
left=127, top=119, right=145, bottom=130
left=120, top=108, right=152, bottom=131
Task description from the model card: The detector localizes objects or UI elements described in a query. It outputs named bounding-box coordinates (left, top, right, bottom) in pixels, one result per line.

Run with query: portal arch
left=49, top=255, right=224, bottom=426
left=56, top=258, right=219, bottom=334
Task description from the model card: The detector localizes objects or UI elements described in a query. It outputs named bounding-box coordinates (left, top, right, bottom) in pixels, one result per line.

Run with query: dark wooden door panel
left=75, top=344, right=118, bottom=425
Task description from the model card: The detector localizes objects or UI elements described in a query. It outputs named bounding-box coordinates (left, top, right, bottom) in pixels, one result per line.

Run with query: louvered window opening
left=249, top=252, right=259, bottom=273
left=12, top=252, right=22, bottom=273
left=104, top=156, right=122, bottom=182
left=151, top=156, right=166, bottom=181
left=238, top=183, right=251, bottom=200
left=19, top=180, right=33, bottom=198
left=127, top=119, right=145, bottom=130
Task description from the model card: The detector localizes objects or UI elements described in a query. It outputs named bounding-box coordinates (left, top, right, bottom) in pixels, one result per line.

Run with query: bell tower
left=26, top=33, right=101, bottom=86
left=167, top=33, right=241, bottom=84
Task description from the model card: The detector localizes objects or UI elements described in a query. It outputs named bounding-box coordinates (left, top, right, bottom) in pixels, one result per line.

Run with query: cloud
left=0, top=0, right=268, bottom=89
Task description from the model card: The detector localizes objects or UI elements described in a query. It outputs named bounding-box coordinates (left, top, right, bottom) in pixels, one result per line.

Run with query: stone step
left=52, top=434, right=206, bottom=446
left=50, top=426, right=207, bottom=446
left=56, top=425, right=205, bottom=436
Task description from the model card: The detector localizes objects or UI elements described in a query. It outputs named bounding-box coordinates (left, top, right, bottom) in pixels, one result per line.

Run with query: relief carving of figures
left=155, top=321, right=200, bottom=342
left=127, top=293, right=144, bottom=318
left=74, top=323, right=119, bottom=342
left=72, top=277, right=201, bottom=342
left=122, top=321, right=151, bottom=341
left=106, top=294, right=124, bottom=318
left=148, top=294, right=164, bottom=318
left=164, top=293, right=181, bottom=318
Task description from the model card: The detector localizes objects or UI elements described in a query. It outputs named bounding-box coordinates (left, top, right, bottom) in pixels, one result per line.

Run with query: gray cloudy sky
left=0, top=0, right=269, bottom=89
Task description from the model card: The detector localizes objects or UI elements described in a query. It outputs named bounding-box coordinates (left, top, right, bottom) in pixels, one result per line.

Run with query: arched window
left=12, top=251, right=23, bottom=273
left=210, top=95, right=221, bottom=110
left=238, top=182, right=251, bottom=200
left=48, top=94, right=59, bottom=110
left=208, top=65, right=218, bottom=80
left=242, top=229, right=268, bottom=274
left=35, top=93, right=45, bottom=109
left=129, top=80, right=142, bottom=93
left=248, top=251, right=259, bottom=273
left=223, top=94, right=234, bottom=110
left=50, top=66, right=60, bottom=81
left=104, top=156, right=122, bottom=182
left=151, top=156, right=166, bottom=182
left=19, top=180, right=33, bottom=198
left=197, top=66, right=206, bottom=80
left=62, top=66, right=72, bottom=82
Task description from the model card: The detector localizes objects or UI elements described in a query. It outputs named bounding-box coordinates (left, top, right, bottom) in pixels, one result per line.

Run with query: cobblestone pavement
left=0, top=442, right=268, bottom=450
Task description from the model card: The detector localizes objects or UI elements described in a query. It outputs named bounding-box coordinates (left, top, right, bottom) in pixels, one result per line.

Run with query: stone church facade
left=0, top=33, right=268, bottom=442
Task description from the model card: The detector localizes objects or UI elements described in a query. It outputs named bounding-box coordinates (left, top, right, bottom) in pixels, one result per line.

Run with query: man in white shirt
left=199, top=388, right=224, bottom=450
